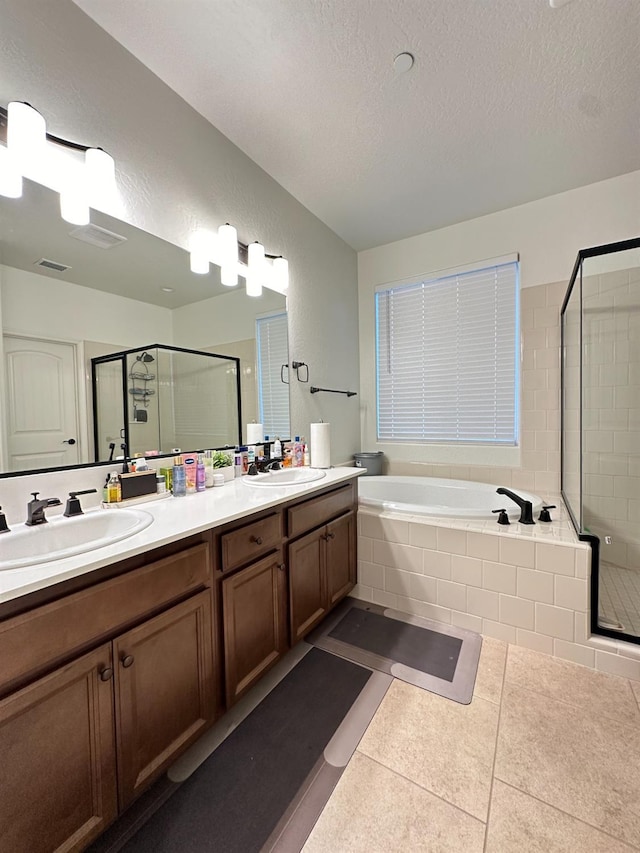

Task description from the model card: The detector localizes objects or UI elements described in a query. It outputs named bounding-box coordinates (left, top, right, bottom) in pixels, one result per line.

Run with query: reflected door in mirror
left=3, top=335, right=80, bottom=471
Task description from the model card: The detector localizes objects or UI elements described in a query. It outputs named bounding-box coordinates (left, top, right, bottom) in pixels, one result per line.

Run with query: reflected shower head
left=137, top=351, right=155, bottom=363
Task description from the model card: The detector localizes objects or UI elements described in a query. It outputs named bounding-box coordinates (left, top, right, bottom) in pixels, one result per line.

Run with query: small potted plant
left=211, top=449, right=234, bottom=482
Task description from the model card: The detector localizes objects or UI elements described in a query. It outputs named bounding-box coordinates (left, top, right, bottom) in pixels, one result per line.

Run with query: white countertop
left=0, top=468, right=362, bottom=607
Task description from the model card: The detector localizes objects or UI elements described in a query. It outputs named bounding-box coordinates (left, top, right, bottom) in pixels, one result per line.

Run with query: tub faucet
left=26, top=492, right=62, bottom=526
left=496, top=487, right=535, bottom=525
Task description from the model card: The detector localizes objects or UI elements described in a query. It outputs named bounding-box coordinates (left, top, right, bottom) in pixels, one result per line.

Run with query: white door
left=3, top=336, right=80, bottom=471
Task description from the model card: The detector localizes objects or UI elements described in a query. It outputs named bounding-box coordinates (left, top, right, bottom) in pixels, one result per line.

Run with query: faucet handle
left=539, top=504, right=556, bottom=523
left=30, top=491, right=40, bottom=501
left=492, top=508, right=510, bottom=525
left=0, top=506, right=9, bottom=534
left=64, top=488, right=98, bottom=517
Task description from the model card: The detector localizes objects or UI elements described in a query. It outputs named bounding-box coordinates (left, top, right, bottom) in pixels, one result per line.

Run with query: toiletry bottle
left=156, top=473, right=166, bottom=495
left=107, top=472, right=121, bottom=503
left=303, top=438, right=310, bottom=466
left=102, top=472, right=111, bottom=502
left=234, top=448, right=243, bottom=479
left=282, top=443, right=293, bottom=468
left=172, top=455, right=186, bottom=497
left=273, top=436, right=282, bottom=459
left=204, top=450, right=215, bottom=487
left=240, top=446, right=249, bottom=474
left=196, top=453, right=206, bottom=492
left=184, top=454, right=197, bottom=492
left=247, top=445, right=256, bottom=465
left=294, top=436, right=303, bottom=467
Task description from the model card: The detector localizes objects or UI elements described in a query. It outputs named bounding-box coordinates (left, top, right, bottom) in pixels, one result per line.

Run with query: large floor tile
left=505, top=645, right=640, bottom=726
left=357, top=679, right=498, bottom=821
left=303, top=751, right=485, bottom=853
left=486, top=781, right=636, bottom=853
left=495, top=683, right=640, bottom=848
left=630, top=678, right=640, bottom=710
left=473, top=636, right=507, bottom=704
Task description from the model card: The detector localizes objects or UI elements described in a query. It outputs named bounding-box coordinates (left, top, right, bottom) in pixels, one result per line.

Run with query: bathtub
left=358, top=476, right=543, bottom=520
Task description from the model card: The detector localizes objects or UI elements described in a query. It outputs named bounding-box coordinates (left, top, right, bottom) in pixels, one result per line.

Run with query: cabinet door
left=289, top=526, right=327, bottom=642
left=0, top=645, right=117, bottom=853
left=325, top=511, right=356, bottom=607
left=222, top=551, right=288, bottom=706
left=114, top=590, right=215, bottom=808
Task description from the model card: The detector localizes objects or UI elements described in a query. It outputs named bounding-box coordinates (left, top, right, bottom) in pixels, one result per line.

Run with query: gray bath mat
left=308, top=598, right=482, bottom=704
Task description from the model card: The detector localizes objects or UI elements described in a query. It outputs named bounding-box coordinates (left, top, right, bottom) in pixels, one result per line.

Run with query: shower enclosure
left=561, top=237, right=640, bottom=643
left=91, top=344, right=241, bottom=462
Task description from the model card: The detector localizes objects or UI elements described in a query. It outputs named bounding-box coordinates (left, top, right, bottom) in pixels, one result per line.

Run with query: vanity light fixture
left=0, top=101, right=118, bottom=225
left=246, top=241, right=265, bottom=298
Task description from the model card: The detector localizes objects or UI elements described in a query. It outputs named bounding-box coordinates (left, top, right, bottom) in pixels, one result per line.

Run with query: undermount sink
left=242, top=468, right=327, bottom=487
left=0, top=508, right=154, bottom=571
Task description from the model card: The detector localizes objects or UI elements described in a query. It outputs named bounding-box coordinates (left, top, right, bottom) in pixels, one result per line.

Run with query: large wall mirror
left=0, top=179, right=290, bottom=476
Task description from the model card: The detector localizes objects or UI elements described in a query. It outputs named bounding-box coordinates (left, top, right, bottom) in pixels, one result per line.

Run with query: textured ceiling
left=72, top=0, right=640, bottom=251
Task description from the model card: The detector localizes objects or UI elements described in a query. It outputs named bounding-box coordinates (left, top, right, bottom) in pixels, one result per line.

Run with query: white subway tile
left=360, top=513, right=410, bottom=543
left=500, top=536, right=535, bottom=569
left=358, top=560, right=384, bottom=589
left=554, top=575, right=588, bottom=611
left=466, top=531, right=500, bottom=562
left=553, top=639, right=595, bottom=668
left=467, top=587, right=499, bottom=621
left=535, top=603, right=574, bottom=641
left=500, top=595, right=535, bottom=630
left=372, top=540, right=423, bottom=574
left=397, top=597, right=451, bottom=624
left=408, top=573, right=437, bottom=602
left=483, top=561, right=517, bottom=594
left=423, top=549, right=451, bottom=579
left=351, top=583, right=373, bottom=602
left=436, top=579, right=467, bottom=611
left=516, top=628, right=554, bottom=655
left=372, top=589, right=399, bottom=609
left=408, top=522, right=437, bottom=549
left=574, top=548, right=590, bottom=579
left=517, top=566, right=554, bottom=604
left=385, top=567, right=413, bottom=596
left=535, top=542, right=575, bottom=576
left=436, top=526, right=467, bottom=555
left=574, top=611, right=590, bottom=644
left=482, top=619, right=516, bottom=643
left=451, top=610, right=483, bottom=633
left=451, top=554, right=483, bottom=587
left=358, top=535, right=373, bottom=562
left=595, top=651, right=640, bottom=681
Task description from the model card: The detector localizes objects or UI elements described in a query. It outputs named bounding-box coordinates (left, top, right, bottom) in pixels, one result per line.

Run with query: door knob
left=121, top=654, right=134, bottom=668
left=62, top=438, right=76, bottom=445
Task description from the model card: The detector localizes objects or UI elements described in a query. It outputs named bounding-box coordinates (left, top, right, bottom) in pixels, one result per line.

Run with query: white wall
left=0, top=0, right=359, bottom=469
left=358, top=171, right=640, bottom=474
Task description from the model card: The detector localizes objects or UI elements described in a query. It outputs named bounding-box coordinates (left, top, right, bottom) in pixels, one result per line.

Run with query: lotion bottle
left=107, top=472, right=121, bottom=503
left=273, top=436, right=282, bottom=459
left=172, top=455, right=186, bottom=497
left=196, top=453, right=206, bottom=492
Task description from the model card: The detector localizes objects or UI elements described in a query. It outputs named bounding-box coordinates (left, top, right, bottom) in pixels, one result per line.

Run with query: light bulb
left=247, top=241, right=265, bottom=297
left=273, top=256, right=289, bottom=291
left=7, top=102, right=46, bottom=176
left=218, top=222, right=238, bottom=269
left=190, top=230, right=212, bottom=275
left=221, top=265, right=238, bottom=287
left=86, top=147, right=116, bottom=207
left=60, top=189, right=90, bottom=225
left=0, top=144, right=22, bottom=198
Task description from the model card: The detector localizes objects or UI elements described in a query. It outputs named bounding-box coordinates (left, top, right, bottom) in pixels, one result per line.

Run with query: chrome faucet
left=496, top=487, right=535, bottom=525
left=26, top=492, right=62, bottom=526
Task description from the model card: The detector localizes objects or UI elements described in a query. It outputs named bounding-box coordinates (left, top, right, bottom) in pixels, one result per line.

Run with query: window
left=375, top=257, right=519, bottom=444
left=256, top=311, right=290, bottom=439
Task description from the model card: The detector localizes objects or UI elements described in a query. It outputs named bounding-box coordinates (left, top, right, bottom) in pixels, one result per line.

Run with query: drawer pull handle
left=327, top=532, right=336, bottom=540
left=121, top=654, right=135, bottom=668
left=250, top=535, right=263, bottom=545
left=99, top=667, right=113, bottom=682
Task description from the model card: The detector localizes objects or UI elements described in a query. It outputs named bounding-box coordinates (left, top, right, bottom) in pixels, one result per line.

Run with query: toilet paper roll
left=246, top=423, right=263, bottom=444
left=310, top=422, right=331, bottom=468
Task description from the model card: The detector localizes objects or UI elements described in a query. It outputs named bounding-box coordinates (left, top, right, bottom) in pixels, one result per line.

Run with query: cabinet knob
left=278, top=563, right=286, bottom=571
left=121, top=654, right=135, bottom=668
left=327, top=532, right=336, bottom=540
left=250, top=535, right=263, bottom=545
left=99, top=667, right=113, bottom=681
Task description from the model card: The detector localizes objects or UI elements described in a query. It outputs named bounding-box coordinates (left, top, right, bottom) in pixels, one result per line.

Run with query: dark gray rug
left=120, top=648, right=372, bottom=852
left=308, top=598, right=482, bottom=704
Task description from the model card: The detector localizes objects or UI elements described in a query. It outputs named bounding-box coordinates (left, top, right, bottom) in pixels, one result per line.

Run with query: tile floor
left=303, top=639, right=640, bottom=852
left=600, top=562, right=640, bottom=635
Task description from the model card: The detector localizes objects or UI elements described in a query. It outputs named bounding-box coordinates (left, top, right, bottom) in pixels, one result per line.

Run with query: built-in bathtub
left=358, top=475, right=542, bottom=520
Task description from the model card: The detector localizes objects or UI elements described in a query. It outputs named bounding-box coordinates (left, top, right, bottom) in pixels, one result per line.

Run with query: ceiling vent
left=35, top=258, right=71, bottom=273
left=69, top=223, right=128, bottom=249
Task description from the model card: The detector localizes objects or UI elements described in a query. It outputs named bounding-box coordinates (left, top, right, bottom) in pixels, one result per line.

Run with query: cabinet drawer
left=287, top=484, right=355, bottom=539
left=220, top=512, right=282, bottom=573
left=0, top=542, right=210, bottom=695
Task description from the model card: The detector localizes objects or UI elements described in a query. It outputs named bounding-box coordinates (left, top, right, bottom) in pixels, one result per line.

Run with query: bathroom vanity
left=0, top=469, right=359, bottom=853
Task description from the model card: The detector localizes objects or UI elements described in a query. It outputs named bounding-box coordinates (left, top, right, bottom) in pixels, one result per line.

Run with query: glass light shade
left=273, top=256, right=289, bottom=291
left=221, top=265, right=238, bottom=287
left=7, top=102, right=46, bottom=166
left=60, top=190, right=90, bottom=225
left=247, top=242, right=265, bottom=297
left=0, top=145, right=22, bottom=198
left=86, top=147, right=116, bottom=205
left=190, top=230, right=212, bottom=275
left=218, top=223, right=238, bottom=268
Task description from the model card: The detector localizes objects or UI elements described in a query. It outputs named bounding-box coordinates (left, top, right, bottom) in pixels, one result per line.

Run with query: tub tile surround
left=355, top=502, right=640, bottom=681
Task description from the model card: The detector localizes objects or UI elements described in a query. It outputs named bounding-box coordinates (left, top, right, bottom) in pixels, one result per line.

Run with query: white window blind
left=256, top=311, right=290, bottom=439
left=376, top=260, right=519, bottom=444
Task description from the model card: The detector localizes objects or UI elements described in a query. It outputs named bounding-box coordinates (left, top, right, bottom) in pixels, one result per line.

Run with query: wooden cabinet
left=0, top=644, right=117, bottom=853
left=114, top=590, right=215, bottom=808
left=222, top=551, right=288, bottom=706
left=289, top=509, right=356, bottom=642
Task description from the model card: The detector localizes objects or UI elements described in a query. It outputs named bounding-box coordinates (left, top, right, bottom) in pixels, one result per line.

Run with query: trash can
left=353, top=451, right=384, bottom=476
